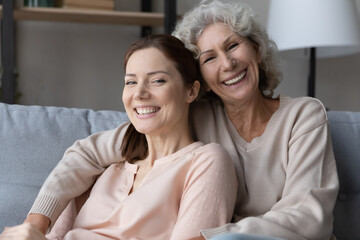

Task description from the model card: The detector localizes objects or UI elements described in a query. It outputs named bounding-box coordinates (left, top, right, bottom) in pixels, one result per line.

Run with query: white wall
left=243, top=0, right=360, bottom=112
left=15, top=0, right=360, bottom=111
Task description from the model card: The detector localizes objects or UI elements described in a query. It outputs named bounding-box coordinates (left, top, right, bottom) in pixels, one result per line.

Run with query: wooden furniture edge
left=0, top=6, right=165, bottom=26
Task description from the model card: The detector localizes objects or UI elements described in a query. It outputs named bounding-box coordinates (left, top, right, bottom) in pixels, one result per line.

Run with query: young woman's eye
left=125, top=80, right=136, bottom=85
left=152, top=79, right=166, bottom=84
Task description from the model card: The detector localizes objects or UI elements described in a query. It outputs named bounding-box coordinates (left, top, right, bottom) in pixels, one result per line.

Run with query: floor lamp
left=267, top=0, right=360, bottom=98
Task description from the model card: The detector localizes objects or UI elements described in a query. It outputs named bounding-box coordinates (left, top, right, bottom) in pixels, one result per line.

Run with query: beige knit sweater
left=192, top=96, right=339, bottom=240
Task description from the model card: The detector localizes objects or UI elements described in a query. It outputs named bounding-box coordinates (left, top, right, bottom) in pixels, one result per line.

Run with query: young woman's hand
left=23, top=213, right=51, bottom=235
left=0, top=223, right=46, bottom=240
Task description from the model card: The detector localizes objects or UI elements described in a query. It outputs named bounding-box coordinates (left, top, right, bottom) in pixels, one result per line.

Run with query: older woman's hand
left=0, top=223, right=46, bottom=240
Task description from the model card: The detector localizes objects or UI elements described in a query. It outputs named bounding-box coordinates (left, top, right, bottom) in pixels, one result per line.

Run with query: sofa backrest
left=1, top=104, right=359, bottom=240
left=328, top=111, right=360, bottom=240
left=0, top=103, right=128, bottom=230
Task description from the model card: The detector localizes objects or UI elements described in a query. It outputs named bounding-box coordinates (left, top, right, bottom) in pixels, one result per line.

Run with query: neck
left=143, top=125, right=194, bottom=166
left=224, top=91, right=279, bottom=142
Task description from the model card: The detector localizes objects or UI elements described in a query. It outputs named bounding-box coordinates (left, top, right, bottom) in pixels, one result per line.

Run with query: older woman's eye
left=203, top=56, right=215, bottom=64
left=228, top=43, right=239, bottom=50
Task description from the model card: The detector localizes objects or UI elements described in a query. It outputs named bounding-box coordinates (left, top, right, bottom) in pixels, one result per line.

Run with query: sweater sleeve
left=170, top=143, right=238, bottom=240
left=202, top=100, right=339, bottom=240
left=29, top=122, right=129, bottom=229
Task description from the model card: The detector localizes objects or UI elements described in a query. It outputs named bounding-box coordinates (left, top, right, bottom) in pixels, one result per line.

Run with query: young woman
left=0, top=35, right=237, bottom=240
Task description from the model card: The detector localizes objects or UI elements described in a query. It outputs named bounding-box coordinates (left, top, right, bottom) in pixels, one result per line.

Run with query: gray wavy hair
left=172, top=0, right=282, bottom=98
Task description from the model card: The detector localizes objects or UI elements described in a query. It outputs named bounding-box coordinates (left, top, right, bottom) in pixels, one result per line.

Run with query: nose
left=219, top=52, right=235, bottom=71
left=134, top=82, right=150, bottom=100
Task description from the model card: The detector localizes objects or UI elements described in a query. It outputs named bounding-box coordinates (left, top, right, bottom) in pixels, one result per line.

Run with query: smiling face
left=122, top=47, right=195, bottom=137
left=197, top=23, right=261, bottom=106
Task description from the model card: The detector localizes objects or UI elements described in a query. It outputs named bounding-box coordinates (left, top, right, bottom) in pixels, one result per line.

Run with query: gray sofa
left=0, top=103, right=359, bottom=240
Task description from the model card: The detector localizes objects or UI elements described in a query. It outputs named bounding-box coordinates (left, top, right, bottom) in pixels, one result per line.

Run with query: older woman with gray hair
left=173, top=1, right=338, bottom=240
left=2, top=1, right=339, bottom=240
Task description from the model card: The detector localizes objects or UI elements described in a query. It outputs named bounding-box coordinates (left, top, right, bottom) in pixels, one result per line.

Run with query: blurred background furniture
left=0, top=0, right=177, bottom=104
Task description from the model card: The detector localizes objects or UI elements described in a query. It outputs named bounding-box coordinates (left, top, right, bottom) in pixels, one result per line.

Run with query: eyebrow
left=125, top=70, right=170, bottom=77
left=148, top=70, right=170, bottom=76
left=198, top=34, right=238, bottom=58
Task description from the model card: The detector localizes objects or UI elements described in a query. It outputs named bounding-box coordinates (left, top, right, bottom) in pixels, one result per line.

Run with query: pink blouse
left=49, top=142, right=237, bottom=240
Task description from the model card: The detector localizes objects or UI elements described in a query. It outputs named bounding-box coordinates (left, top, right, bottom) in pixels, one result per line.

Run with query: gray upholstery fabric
left=0, top=103, right=128, bottom=230
left=0, top=103, right=359, bottom=240
left=328, top=111, right=360, bottom=240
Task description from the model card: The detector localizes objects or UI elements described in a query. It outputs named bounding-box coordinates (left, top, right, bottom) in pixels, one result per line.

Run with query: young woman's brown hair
left=121, top=34, right=201, bottom=163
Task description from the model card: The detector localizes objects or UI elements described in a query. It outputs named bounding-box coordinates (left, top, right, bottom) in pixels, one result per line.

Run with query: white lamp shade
left=267, top=0, right=360, bottom=58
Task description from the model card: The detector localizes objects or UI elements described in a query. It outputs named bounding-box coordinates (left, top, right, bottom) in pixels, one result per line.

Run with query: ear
left=249, top=40, right=261, bottom=64
left=186, top=80, right=200, bottom=103
left=256, top=50, right=261, bottom=64
left=203, top=81, right=211, bottom=92
left=254, top=45, right=261, bottom=64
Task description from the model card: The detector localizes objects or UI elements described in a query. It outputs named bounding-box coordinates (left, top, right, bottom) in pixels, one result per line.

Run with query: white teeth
left=224, top=71, right=246, bottom=85
left=136, top=107, right=159, bottom=115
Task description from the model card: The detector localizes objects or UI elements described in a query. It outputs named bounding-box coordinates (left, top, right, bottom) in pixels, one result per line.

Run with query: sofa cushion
left=0, top=103, right=128, bottom=230
left=327, top=111, right=360, bottom=240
